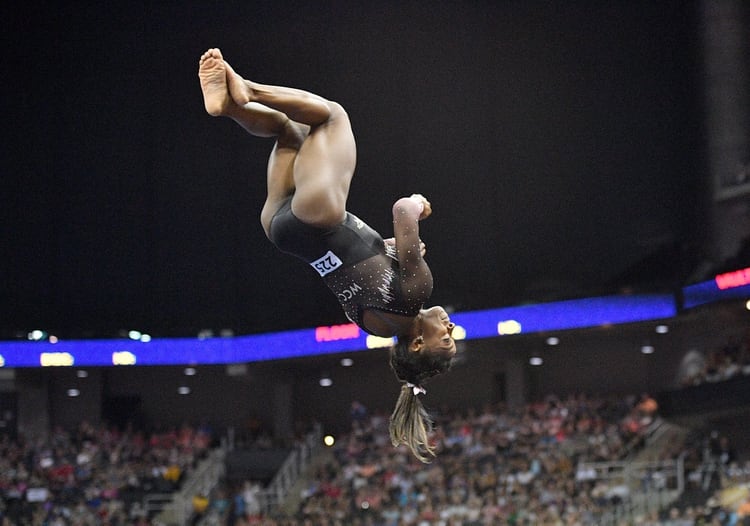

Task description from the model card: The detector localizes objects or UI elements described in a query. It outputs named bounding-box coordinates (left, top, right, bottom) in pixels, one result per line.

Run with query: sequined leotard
left=268, top=197, right=433, bottom=335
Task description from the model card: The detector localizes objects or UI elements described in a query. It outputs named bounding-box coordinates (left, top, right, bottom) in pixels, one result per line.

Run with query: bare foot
left=224, top=60, right=256, bottom=107
left=198, top=48, right=232, bottom=116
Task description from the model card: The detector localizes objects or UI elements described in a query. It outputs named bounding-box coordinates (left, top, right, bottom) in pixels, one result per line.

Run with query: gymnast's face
left=414, top=306, right=456, bottom=358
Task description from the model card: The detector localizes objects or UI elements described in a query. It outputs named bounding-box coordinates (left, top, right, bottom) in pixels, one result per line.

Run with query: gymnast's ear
left=410, top=335, right=424, bottom=352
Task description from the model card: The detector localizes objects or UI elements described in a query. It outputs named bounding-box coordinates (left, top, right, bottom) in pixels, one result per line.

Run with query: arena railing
left=150, top=445, right=227, bottom=526
left=177, top=423, right=322, bottom=526
left=254, top=422, right=323, bottom=514
left=576, top=455, right=686, bottom=525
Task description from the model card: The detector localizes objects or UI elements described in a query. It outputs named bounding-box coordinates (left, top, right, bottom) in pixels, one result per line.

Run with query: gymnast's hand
left=409, top=194, right=432, bottom=220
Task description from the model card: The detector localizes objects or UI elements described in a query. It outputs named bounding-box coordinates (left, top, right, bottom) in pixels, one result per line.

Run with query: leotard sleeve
left=391, top=197, right=433, bottom=306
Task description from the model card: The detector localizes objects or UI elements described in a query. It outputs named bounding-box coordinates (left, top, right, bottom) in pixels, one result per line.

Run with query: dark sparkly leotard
left=268, top=197, right=432, bottom=335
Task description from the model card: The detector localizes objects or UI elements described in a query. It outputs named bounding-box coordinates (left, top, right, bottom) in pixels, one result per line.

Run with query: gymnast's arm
left=391, top=194, right=434, bottom=300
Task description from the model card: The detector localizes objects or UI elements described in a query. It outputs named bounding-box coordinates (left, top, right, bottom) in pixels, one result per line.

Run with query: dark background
left=2, top=1, right=711, bottom=339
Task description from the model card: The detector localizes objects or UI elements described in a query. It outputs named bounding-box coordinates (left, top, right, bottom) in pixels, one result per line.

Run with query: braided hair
left=388, top=334, right=453, bottom=462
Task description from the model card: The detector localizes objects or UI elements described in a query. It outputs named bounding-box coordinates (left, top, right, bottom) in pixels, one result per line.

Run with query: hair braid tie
left=406, top=382, right=426, bottom=396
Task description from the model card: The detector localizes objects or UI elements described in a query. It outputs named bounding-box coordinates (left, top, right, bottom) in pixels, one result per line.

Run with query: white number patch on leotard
left=310, top=251, right=343, bottom=277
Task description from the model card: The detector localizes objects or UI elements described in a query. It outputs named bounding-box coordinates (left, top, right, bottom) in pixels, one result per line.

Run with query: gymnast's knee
left=327, top=101, right=349, bottom=123
left=276, top=119, right=308, bottom=150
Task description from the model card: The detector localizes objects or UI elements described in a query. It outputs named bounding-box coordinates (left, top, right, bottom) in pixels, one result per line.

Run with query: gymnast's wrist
left=392, top=197, right=423, bottom=219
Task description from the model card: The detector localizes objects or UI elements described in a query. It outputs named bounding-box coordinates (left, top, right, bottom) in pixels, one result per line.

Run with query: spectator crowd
left=0, top=421, right=213, bottom=525
left=208, top=391, right=749, bottom=526
left=206, top=393, right=676, bottom=525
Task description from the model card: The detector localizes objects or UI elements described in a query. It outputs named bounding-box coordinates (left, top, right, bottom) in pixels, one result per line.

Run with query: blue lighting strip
left=0, top=293, right=677, bottom=368
left=450, top=293, right=676, bottom=339
left=682, top=280, right=750, bottom=309
left=0, top=327, right=367, bottom=368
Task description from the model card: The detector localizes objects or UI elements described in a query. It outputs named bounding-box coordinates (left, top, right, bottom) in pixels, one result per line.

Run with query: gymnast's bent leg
left=198, top=48, right=357, bottom=235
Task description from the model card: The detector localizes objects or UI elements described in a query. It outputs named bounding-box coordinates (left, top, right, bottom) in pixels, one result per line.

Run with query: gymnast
left=198, top=48, right=456, bottom=462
